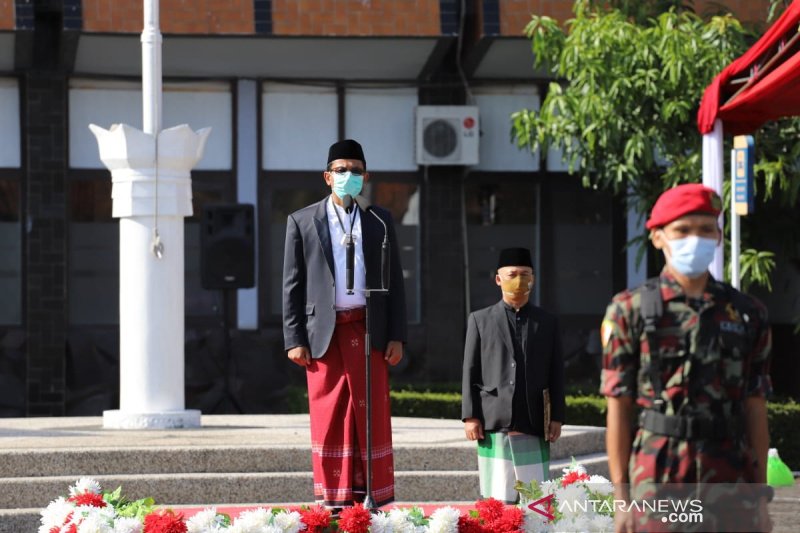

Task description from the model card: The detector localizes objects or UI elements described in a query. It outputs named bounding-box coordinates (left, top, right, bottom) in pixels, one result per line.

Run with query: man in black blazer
left=282, top=139, right=407, bottom=509
left=462, top=247, right=565, bottom=503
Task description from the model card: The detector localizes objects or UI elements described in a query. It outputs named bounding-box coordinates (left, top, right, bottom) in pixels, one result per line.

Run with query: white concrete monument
left=90, top=0, right=209, bottom=429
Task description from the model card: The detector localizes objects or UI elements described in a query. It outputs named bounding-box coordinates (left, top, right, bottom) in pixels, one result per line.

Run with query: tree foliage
left=512, top=0, right=800, bottom=291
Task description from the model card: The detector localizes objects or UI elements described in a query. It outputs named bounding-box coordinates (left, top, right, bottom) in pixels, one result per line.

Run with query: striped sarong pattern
left=305, top=310, right=394, bottom=507
left=477, top=431, right=549, bottom=503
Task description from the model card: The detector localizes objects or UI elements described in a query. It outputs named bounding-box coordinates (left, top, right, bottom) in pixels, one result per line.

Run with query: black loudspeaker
left=201, top=204, right=255, bottom=289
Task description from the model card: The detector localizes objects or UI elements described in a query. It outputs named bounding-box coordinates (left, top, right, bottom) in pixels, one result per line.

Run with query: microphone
left=342, top=195, right=355, bottom=294
left=342, top=194, right=354, bottom=214
left=354, top=197, right=390, bottom=292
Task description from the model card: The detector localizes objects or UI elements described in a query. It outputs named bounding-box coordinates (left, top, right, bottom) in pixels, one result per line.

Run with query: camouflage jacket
left=600, top=270, right=772, bottom=484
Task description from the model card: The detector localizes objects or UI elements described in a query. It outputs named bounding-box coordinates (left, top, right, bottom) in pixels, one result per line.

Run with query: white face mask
left=665, top=235, right=718, bottom=278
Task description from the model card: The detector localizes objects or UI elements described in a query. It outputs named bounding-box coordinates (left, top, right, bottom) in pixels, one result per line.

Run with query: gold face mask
left=500, top=274, right=533, bottom=297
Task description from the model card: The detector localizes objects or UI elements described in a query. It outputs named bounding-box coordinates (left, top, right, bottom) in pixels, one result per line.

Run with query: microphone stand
left=358, top=199, right=390, bottom=511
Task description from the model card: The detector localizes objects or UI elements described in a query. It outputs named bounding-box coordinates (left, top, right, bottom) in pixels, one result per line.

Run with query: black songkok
left=327, top=139, right=366, bottom=166
left=497, top=247, right=533, bottom=269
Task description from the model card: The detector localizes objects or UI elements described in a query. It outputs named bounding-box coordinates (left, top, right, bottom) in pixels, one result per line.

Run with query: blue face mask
left=331, top=171, right=364, bottom=199
left=665, top=235, right=718, bottom=278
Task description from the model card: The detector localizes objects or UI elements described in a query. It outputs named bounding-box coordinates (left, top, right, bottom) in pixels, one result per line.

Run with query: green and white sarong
left=477, top=431, right=549, bottom=503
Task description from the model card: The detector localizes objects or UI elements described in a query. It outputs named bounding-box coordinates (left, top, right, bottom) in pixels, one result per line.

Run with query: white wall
left=474, top=86, right=540, bottom=172
left=262, top=83, right=337, bottom=171
left=69, top=79, right=232, bottom=170
left=0, top=79, right=21, bottom=168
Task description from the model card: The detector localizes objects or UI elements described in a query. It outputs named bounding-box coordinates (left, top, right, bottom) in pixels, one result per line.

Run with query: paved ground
left=771, top=483, right=800, bottom=533
left=0, top=414, right=474, bottom=449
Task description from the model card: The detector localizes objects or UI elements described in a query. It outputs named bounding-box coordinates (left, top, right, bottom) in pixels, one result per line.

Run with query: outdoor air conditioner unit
left=415, top=106, right=479, bottom=166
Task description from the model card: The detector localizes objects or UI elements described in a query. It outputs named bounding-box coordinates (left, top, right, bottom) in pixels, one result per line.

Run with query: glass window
left=264, top=175, right=330, bottom=318
left=185, top=176, right=235, bottom=318
left=69, top=79, right=233, bottom=170
left=550, top=178, right=613, bottom=315
left=466, top=179, right=540, bottom=311
left=68, top=173, right=235, bottom=325
left=69, top=179, right=119, bottom=325
left=0, top=79, right=21, bottom=168
left=262, top=84, right=337, bottom=171
left=364, top=180, right=420, bottom=322
left=345, top=88, right=418, bottom=171
left=0, top=178, right=21, bottom=324
left=473, top=87, right=540, bottom=172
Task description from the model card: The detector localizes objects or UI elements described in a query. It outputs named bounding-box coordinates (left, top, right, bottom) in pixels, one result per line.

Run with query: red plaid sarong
left=306, top=307, right=395, bottom=507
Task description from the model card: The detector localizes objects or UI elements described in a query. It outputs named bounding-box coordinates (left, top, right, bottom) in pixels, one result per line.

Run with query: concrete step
left=0, top=454, right=609, bottom=531
left=0, top=453, right=608, bottom=510
left=0, top=416, right=608, bottom=530
left=0, top=427, right=605, bottom=478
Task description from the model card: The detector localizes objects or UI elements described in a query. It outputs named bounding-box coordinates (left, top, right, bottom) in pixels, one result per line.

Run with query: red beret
left=646, top=184, right=722, bottom=229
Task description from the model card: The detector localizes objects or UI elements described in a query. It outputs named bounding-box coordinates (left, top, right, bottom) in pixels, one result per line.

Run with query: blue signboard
left=733, top=135, right=755, bottom=216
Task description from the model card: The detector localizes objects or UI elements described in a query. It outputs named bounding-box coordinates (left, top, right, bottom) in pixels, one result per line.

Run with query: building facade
left=0, top=0, right=795, bottom=417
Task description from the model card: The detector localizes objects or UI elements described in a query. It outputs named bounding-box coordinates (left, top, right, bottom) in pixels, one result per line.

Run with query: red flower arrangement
left=143, top=509, right=188, bottom=533
left=337, top=503, right=372, bottom=533
left=561, top=470, right=590, bottom=487
left=457, top=498, right=524, bottom=533
left=299, top=504, right=333, bottom=533
left=457, top=515, right=490, bottom=533
left=67, top=492, right=107, bottom=508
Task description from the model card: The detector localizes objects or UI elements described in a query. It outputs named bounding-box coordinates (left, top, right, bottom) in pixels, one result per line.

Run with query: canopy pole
left=730, top=148, right=741, bottom=289
left=702, top=119, right=725, bottom=280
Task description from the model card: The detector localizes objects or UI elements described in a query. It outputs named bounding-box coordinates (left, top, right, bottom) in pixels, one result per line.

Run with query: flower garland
left=40, top=464, right=613, bottom=533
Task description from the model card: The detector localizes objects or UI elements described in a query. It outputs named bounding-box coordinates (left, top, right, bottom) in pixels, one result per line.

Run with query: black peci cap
left=497, top=247, right=533, bottom=269
left=327, top=139, right=366, bottom=167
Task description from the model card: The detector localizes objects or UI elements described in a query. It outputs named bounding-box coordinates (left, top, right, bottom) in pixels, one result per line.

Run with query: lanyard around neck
left=332, top=198, right=357, bottom=236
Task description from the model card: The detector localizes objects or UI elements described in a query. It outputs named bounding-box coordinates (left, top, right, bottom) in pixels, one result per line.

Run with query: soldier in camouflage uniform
left=600, top=184, right=773, bottom=532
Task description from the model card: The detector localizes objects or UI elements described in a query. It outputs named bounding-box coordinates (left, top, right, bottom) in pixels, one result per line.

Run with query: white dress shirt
left=326, top=196, right=367, bottom=309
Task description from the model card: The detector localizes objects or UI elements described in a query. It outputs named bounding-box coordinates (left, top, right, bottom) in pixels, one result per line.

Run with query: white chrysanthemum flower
left=70, top=478, right=103, bottom=496
left=586, top=475, right=614, bottom=497
left=589, top=513, right=614, bottom=532
left=522, top=511, right=553, bottom=533
left=232, top=507, right=273, bottom=529
left=72, top=505, right=115, bottom=523
left=368, top=512, right=392, bottom=533
left=272, top=510, right=305, bottom=533
left=425, top=506, right=461, bottom=533
left=262, top=526, right=284, bottom=533
left=570, top=513, right=594, bottom=533
left=113, top=517, right=143, bottom=533
left=387, top=508, right=415, bottom=533
left=39, top=496, right=75, bottom=531
left=539, top=479, right=557, bottom=496
left=186, top=507, right=227, bottom=533
left=76, top=512, right=114, bottom=533
left=562, top=462, right=588, bottom=478
left=555, top=484, right=590, bottom=518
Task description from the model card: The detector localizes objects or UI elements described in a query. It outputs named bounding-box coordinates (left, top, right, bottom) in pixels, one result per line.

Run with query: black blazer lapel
left=491, top=301, right=514, bottom=357
left=313, top=198, right=335, bottom=276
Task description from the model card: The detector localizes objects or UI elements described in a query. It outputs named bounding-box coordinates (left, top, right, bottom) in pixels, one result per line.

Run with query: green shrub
left=768, top=400, right=800, bottom=471
left=391, top=390, right=462, bottom=419
left=565, top=395, right=607, bottom=426
left=284, top=387, right=800, bottom=469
